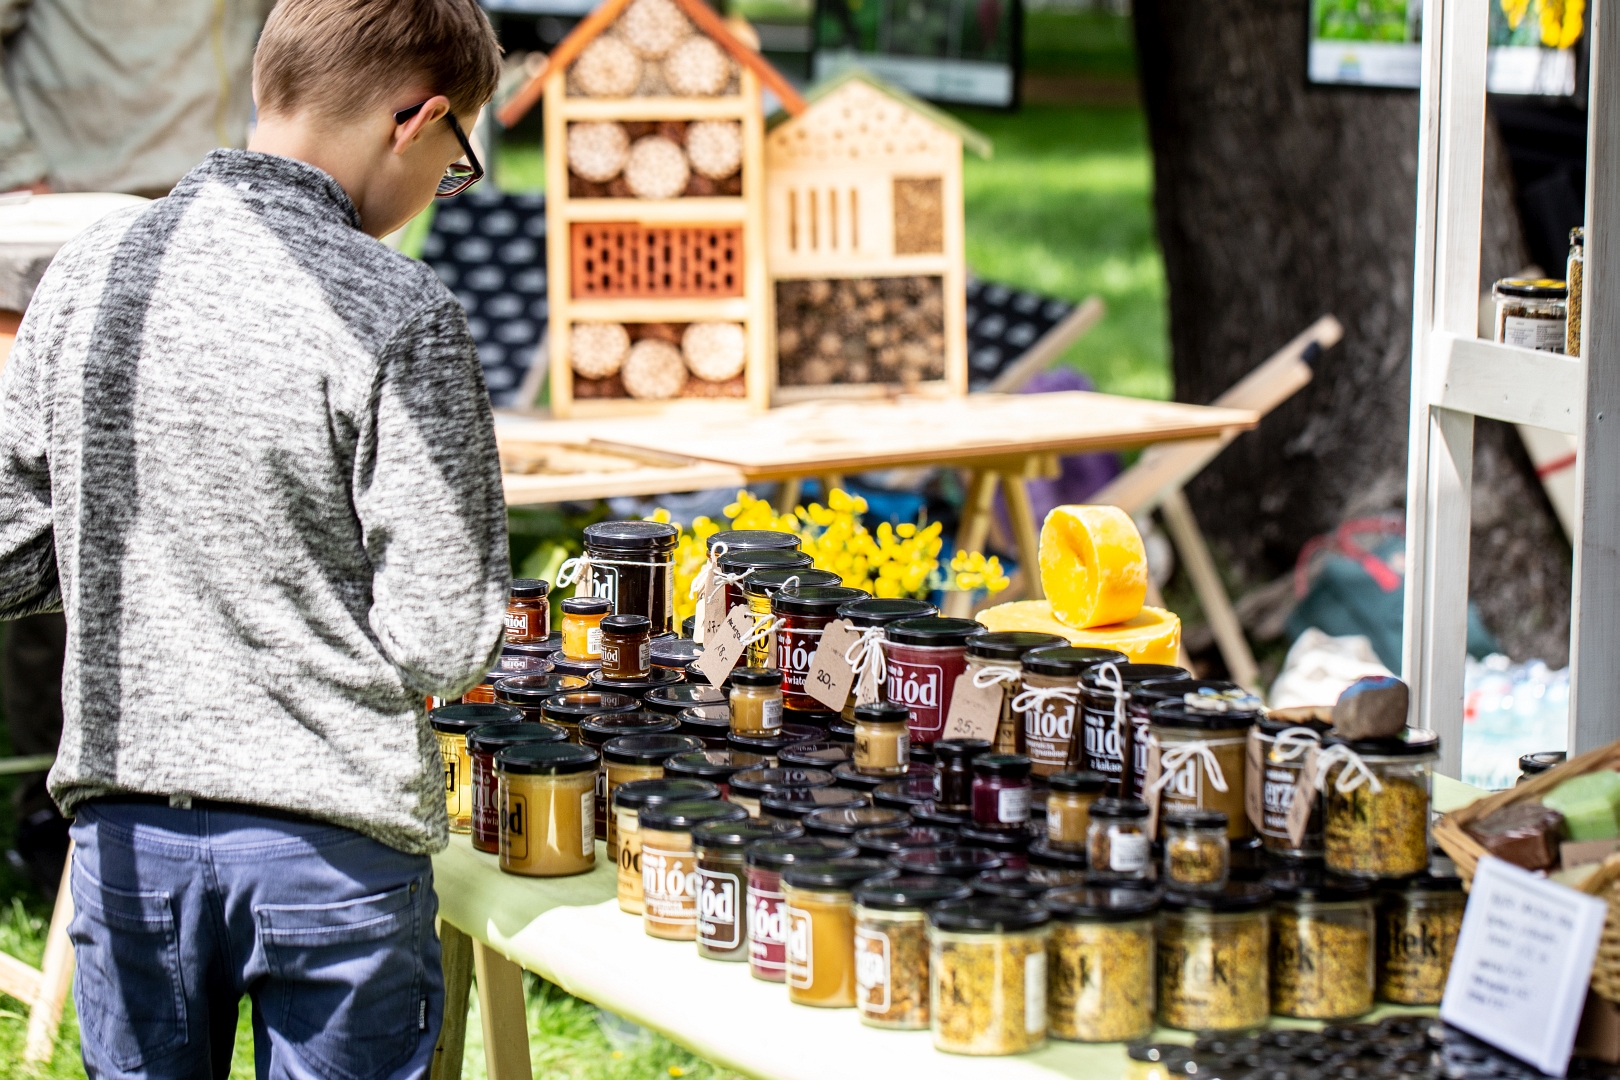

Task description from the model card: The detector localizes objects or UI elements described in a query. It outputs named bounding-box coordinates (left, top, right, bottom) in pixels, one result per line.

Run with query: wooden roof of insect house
left=763, top=70, right=990, bottom=403
left=497, top=0, right=804, bottom=418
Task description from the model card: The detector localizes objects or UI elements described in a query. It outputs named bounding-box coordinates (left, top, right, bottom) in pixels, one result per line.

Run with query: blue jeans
left=68, top=800, right=443, bottom=1080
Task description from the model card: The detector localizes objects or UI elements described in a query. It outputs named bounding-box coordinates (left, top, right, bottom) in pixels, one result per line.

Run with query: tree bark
left=1133, top=0, right=1572, bottom=665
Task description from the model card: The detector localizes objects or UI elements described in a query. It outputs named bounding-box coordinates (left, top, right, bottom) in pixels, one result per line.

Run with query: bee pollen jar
left=431, top=703, right=522, bottom=834
left=1321, top=728, right=1438, bottom=879
left=496, top=742, right=600, bottom=877
left=853, top=875, right=973, bottom=1029
left=929, top=898, right=1051, bottom=1055
left=1156, top=883, right=1272, bottom=1031
left=1267, top=870, right=1375, bottom=1020
left=1045, top=886, right=1159, bottom=1043
left=1377, top=870, right=1464, bottom=1005
left=639, top=799, right=750, bottom=940
left=783, top=858, right=894, bottom=1007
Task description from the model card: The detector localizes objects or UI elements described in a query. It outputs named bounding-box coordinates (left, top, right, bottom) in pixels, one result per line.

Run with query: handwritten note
left=1441, top=854, right=1607, bottom=1076
left=695, top=606, right=751, bottom=689
left=942, top=675, right=1001, bottom=742
left=805, top=619, right=859, bottom=711
left=698, top=582, right=728, bottom=646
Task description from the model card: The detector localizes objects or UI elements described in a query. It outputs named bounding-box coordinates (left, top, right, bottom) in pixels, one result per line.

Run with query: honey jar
left=431, top=703, right=521, bottom=834
left=496, top=742, right=599, bottom=877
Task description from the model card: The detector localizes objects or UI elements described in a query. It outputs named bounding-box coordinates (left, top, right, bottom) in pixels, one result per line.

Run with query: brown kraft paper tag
left=1286, top=744, right=1319, bottom=848
left=806, top=619, right=859, bottom=710
left=696, top=605, right=751, bottom=688
left=943, top=674, right=1002, bottom=742
left=1143, top=740, right=1163, bottom=838
left=1245, top=728, right=1265, bottom=832
left=698, top=581, right=727, bottom=645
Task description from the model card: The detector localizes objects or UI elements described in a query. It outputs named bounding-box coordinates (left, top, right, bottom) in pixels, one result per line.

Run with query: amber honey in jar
left=578, top=709, right=679, bottom=839
left=599, top=614, right=652, bottom=681
left=561, top=595, right=611, bottom=661
left=1045, top=771, right=1105, bottom=851
left=730, top=668, right=784, bottom=736
left=496, top=742, right=599, bottom=877
left=431, top=703, right=522, bottom=833
left=611, top=778, right=721, bottom=915
left=853, top=875, right=972, bottom=1029
left=506, top=578, right=552, bottom=644
left=853, top=702, right=910, bottom=776
left=640, top=799, right=750, bottom=940
left=601, top=732, right=703, bottom=858
left=782, top=858, right=894, bottom=1007
left=468, top=720, right=567, bottom=853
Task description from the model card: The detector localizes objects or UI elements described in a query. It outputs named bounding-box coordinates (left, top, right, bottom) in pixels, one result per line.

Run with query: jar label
left=886, top=648, right=968, bottom=743
left=1503, top=314, right=1567, bottom=352
left=580, top=790, right=594, bottom=857
left=1261, top=763, right=1303, bottom=839
left=998, top=786, right=1031, bottom=824
left=761, top=698, right=782, bottom=730
left=505, top=792, right=528, bottom=860
left=1082, top=708, right=1151, bottom=796
left=698, top=869, right=741, bottom=949
left=504, top=609, right=533, bottom=637
left=638, top=641, right=649, bottom=670
left=586, top=626, right=602, bottom=657
left=748, top=884, right=787, bottom=972
left=854, top=926, right=891, bottom=1013
left=1109, top=829, right=1149, bottom=872
left=785, top=905, right=813, bottom=988
left=1024, top=951, right=1047, bottom=1034
left=1023, top=699, right=1076, bottom=773
left=776, top=626, right=821, bottom=696
left=617, top=819, right=643, bottom=906
left=642, top=844, right=698, bottom=927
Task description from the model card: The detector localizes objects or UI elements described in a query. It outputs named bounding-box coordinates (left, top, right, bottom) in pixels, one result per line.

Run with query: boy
left=0, top=1, right=509, bottom=1076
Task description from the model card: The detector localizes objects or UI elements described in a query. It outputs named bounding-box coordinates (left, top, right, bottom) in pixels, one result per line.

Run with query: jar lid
left=640, top=798, right=750, bottom=832
left=965, top=631, right=1068, bottom=661
left=744, top=569, right=841, bottom=599
left=730, top=667, right=783, bottom=688
left=782, top=857, right=895, bottom=891
left=745, top=837, right=860, bottom=869
left=1149, top=684, right=1265, bottom=729
left=830, top=764, right=886, bottom=793
left=510, top=578, right=551, bottom=599
left=503, top=635, right=564, bottom=660
left=853, top=825, right=956, bottom=856
left=1494, top=277, right=1568, bottom=299
left=971, top=753, right=1032, bottom=779
left=885, top=617, right=983, bottom=646
left=1321, top=727, right=1441, bottom=759
left=1044, top=885, right=1161, bottom=922
left=1089, top=797, right=1150, bottom=821
left=1386, top=870, right=1464, bottom=893
left=827, top=718, right=856, bottom=744
left=959, top=825, right=1033, bottom=853
left=707, top=530, right=802, bottom=553
left=541, top=691, right=638, bottom=726
left=1262, top=868, right=1374, bottom=903
left=610, top=778, right=721, bottom=811
left=873, top=776, right=941, bottom=810
left=550, top=656, right=603, bottom=680
left=602, top=733, right=703, bottom=765
left=932, top=738, right=992, bottom=765
left=1027, top=839, right=1088, bottom=869
left=1519, top=751, right=1566, bottom=775
left=561, top=596, right=613, bottom=616
left=650, top=638, right=702, bottom=669
left=929, top=897, right=1050, bottom=933
left=494, top=673, right=590, bottom=706
left=778, top=742, right=853, bottom=769
left=972, top=868, right=1068, bottom=900
left=663, top=749, right=768, bottom=780
left=910, top=801, right=973, bottom=829
left=1079, top=663, right=1190, bottom=691
left=891, top=846, right=1004, bottom=878
left=587, top=668, right=683, bottom=696
left=855, top=874, right=974, bottom=910
left=601, top=614, right=650, bottom=634
left=642, top=684, right=727, bottom=716
left=467, top=721, right=568, bottom=755
left=483, top=655, right=552, bottom=682
left=495, top=742, right=599, bottom=776
left=802, top=806, right=910, bottom=838
left=1161, top=882, right=1274, bottom=912
left=836, top=597, right=937, bottom=628
left=717, top=548, right=814, bottom=574
left=676, top=707, right=733, bottom=741
left=583, top=519, right=677, bottom=553
left=1022, top=646, right=1128, bottom=677
left=1258, top=712, right=1333, bottom=738
left=431, top=703, right=523, bottom=734
left=761, top=786, right=869, bottom=819
left=852, top=703, right=908, bottom=726
left=1132, top=677, right=1239, bottom=709
left=1047, top=770, right=1108, bottom=794
left=1163, top=808, right=1228, bottom=830
left=772, top=585, right=870, bottom=616
left=578, top=711, right=679, bottom=746
left=693, top=818, right=803, bottom=849
left=728, top=724, right=824, bottom=755
left=729, top=767, right=835, bottom=799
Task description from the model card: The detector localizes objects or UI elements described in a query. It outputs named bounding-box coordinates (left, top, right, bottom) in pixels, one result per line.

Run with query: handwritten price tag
left=806, top=619, right=859, bottom=710
left=942, top=675, right=1001, bottom=742
left=696, top=605, right=751, bottom=688
left=698, top=582, right=728, bottom=646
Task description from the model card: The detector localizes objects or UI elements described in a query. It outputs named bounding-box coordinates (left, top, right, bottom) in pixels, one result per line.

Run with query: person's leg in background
left=2, top=612, right=70, bottom=893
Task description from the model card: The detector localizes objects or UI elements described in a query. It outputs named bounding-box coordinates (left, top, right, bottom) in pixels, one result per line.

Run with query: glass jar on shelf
left=1266, top=869, right=1375, bottom=1020
left=1377, top=869, right=1464, bottom=1005
left=1156, top=883, right=1273, bottom=1032
left=1162, top=809, right=1230, bottom=891
left=693, top=817, right=803, bottom=962
left=1321, top=729, right=1439, bottom=879
left=1086, top=798, right=1151, bottom=881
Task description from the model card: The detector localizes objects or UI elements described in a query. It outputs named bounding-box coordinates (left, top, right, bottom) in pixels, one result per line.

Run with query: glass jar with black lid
left=540, top=690, right=638, bottom=743
left=675, top=705, right=732, bottom=748
left=727, top=724, right=823, bottom=766
left=601, top=734, right=703, bottom=854
left=1045, top=770, right=1107, bottom=850
left=928, top=898, right=1052, bottom=1055
left=579, top=711, right=681, bottom=840
left=1079, top=662, right=1189, bottom=796
left=463, top=655, right=552, bottom=704
left=488, top=649, right=557, bottom=680
left=853, top=875, right=973, bottom=1029
left=971, top=753, right=1033, bottom=830
left=1016, top=646, right=1126, bottom=777
left=772, top=584, right=870, bottom=708
left=910, top=801, right=973, bottom=830
left=779, top=741, right=853, bottom=771
left=506, top=578, right=552, bottom=644
left=728, top=766, right=835, bottom=816
left=662, top=748, right=768, bottom=795
left=934, top=738, right=991, bottom=811
left=503, top=633, right=563, bottom=665
left=835, top=597, right=939, bottom=718
left=761, top=786, right=869, bottom=821
left=550, top=653, right=604, bottom=681
left=561, top=595, right=611, bottom=662
left=493, top=673, right=590, bottom=723
left=730, top=667, right=784, bottom=735
left=745, top=837, right=861, bottom=982
left=1149, top=685, right=1265, bottom=841
left=495, top=742, right=600, bottom=878
left=962, top=631, right=1068, bottom=754
left=598, top=614, right=652, bottom=681
left=1046, top=885, right=1160, bottom=1043
left=578, top=520, right=679, bottom=635
left=1157, top=883, right=1274, bottom=1032
left=467, top=720, right=568, bottom=853
left=782, top=857, right=896, bottom=1008
left=959, top=824, right=1035, bottom=870
left=611, top=777, right=721, bottom=914
left=853, top=702, right=910, bottom=776
left=1087, top=797, right=1151, bottom=881
left=693, top=817, right=804, bottom=961
left=890, top=846, right=1003, bottom=878
left=586, top=666, right=682, bottom=703
left=803, top=805, right=910, bottom=839
left=643, top=683, right=727, bottom=719
left=1518, top=751, right=1566, bottom=785
left=1255, top=709, right=1333, bottom=858
left=885, top=617, right=984, bottom=748
left=431, top=703, right=522, bottom=833
left=853, top=825, right=957, bottom=859
left=716, top=548, right=815, bottom=618
left=650, top=636, right=702, bottom=673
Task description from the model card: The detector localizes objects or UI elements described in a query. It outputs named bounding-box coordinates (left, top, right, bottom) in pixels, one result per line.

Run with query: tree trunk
left=1133, top=0, right=1572, bottom=666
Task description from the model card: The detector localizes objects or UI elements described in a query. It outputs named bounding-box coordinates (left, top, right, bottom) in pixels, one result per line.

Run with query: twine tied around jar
left=555, top=552, right=592, bottom=588
left=845, top=626, right=889, bottom=705
left=1009, top=684, right=1079, bottom=715
left=1310, top=743, right=1384, bottom=795
left=970, top=664, right=1021, bottom=689
left=1096, top=661, right=1128, bottom=745
left=690, top=543, right=756, bottom=644
left=1146, top=738, right=1234, bottom=800
left=740, top=575, right=797, bottom=654
left=1270, top=726, right=1322, bottom=763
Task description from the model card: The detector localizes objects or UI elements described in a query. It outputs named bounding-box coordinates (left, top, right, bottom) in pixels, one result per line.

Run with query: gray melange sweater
left=0, top=150, right=510, bottom=854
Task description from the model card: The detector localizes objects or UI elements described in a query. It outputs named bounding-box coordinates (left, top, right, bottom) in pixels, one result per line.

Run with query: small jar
left=1322, top=729, right=1438, bottom=879
left=492, top=673, right=590, bottom=724
left=1045, top=771, right=1106, bottom=851
left=958, top=825, right=1034, bottom=871
left=1045, top=886, right=1159, bottom=1043
left=651, top=635, right=701, bottom=673
left=663, top=748, right=768, bottom=796
left=716, top=547, right=815, bottom=622
left=760, top=786, right=868, bottom=822
left=495, top=742, right=599, bottom=877
left=610, top=778, right=721, bottom=914
left=730, top=668, right=784, bottom=736
left=933, top=738, right=991, bottom=811
left=601, top=732, right=703, bottom=858
left=778, top=741, right=853, bottom=772
left=538, top=689, right=638, bottom=744
left=1518, top=750, right=1566, bottom=786
left=462, top=655, right=551, bottom=704
left=1162, top=809, right=1230, bottom=891
left=502, top=634, right=563, bottom=667
left=431, top=703, right=522, bottom=834
left=835, top=597, right=938, bottom=719
left=579, top=710, right=679, bottom=840
left=962, top=632, right=1068, bottom=754
left=1078, top=662, right=1186, bottom=796
left=467, top=720, right=567, bottom=853
left=1086, top=798, right=1151, bottom=881
left=505, top=578, right=552, bottom=644
left=852, top=825, right=956, bottom=860
left=578, top=519, right=679, bottom=635
left=802, top=806, right=910, bottom=840
left=891, top=846, right=1004, bottom=879
left=884, top=617, right=982, bottom=747
left=745, top=838, right=860, bottom=981
left=1156, top=883, right=1273, bottom=1031
left=728, top=724, right=822, bottom=766
left=561, top=595, right=611, bottom=661
left=1149, top=688, right=1263, bottom=841
left=1254, top=711, right=1332, bottom=858
left=852, top=703, right=910, bottom=776
left=1493, top=277, right=1568, bottom=353
left=853, top=875, right=973, bottom=1029
left=772, top=584, right=869, bottom=706
left=729, top=766, right=834, bottom=817
left=1016, top=647, right=1124, bottom=777
left=1568, top=226, right=1585, bottom=356
left=971, top=753, right=1033, bottom=831
left=928, top=899, right=1051, bottom=1055
left=675, top=705, right=733, bottom=749
left=640, top=799, right=750, bottom=940
left=783, top=858, right=894, bottom=1007
left=1377, top=870, right=1464, bottom=1005
left=586, top=666, right=681, bottom=705
left=1266, top=869, right=1375, bottom=1020
left=598, top=613, right=652, bottom=681
left=874, top=774, right=940, bottom=813
left=694, top=818, right=804, bottom=961
left=642, top=683, right=727, bottom=721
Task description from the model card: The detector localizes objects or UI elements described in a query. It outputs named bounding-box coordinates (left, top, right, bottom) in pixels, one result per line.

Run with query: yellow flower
left=1503, top=0, right=1532, bottom=28
left=669, top=1069, right=685, bottom=1077
left=1540, top=0, right=1585, bottom=48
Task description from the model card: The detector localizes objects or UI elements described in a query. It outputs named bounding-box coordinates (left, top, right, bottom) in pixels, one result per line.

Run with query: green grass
left=1022, top=9, right=1138, bottom=78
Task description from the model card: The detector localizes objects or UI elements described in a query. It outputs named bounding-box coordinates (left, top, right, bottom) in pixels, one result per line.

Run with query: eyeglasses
left=393, top=100, right=484, bottom=198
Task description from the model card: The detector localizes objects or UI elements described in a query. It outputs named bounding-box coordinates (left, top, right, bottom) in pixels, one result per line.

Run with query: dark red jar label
left=747, top=869, right=788, bottom=979
left=776, top=622, right=827, bottom=710
left=885, top=644, right=967, bottom=744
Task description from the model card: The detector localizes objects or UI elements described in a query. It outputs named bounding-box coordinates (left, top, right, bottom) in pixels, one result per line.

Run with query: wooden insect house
left=499, top=0, right=805, bottom=417
left=763, top=70, right=989, bottom=403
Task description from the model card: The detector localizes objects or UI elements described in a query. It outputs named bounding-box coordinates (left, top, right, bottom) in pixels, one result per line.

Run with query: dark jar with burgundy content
left=972, top=753, right=1034, bottom=832
left=468, top=721, right=568, bottom=853
left=933, top=738, right=992, bottom=811
left=599, top=614, right=652, bottom=681
left=743, top=837, right=859, bottom=982
left=772, top=585, right=871, bottom=710
left=505, top=578, right=552, bottom=644
left=883, top=617, right=982, bottom=747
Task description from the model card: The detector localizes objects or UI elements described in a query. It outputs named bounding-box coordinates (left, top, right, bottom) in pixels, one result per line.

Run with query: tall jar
left=540, top=689, right=638, bottom=744
left=884, top=617, right=983, bottom=747
left=961, top=632, right=1067, bottom=754
left=716, top=548, right=814, bottom=624
left=431, top=703, right=522, bottom=834
left=728, top=767, right=834, bottom=817
left=933, top=738, right=991, bottom=811
left=1148, top=689, right=1264, bottom=841
left=928, top=899, right=1051, bottom=1056
left=1266, top=869, right=1375, bottom=1020
left=505, top=578, right=552, bottom=644
left=601, top=733, right=703, bottom=857
left=462, top=655, right=551, bottom=704
left=663, top=748, right=768, bottom=796
left=579, top=710, right=679, bottom=840
left=1079, top=663, right=1187, bottom=797
left=598, top=614, right=652, bottom=681
left=1156, top=883, right=1273, bottom=1031
left=741, top=568, right=842, bottom=669
left=1086, top=797, right=1151, bottom=882
left=578, top=520, right=679, bottom=636
left=495, top=742, right=599, bottom=877
left=640, top=799, right=750, bottom=940
left=1377, top=870, right=1464, bottom=1005
left=610, top=778, right=721, bottom=914
left=1045, top=886, right=1159, bottom=1043
left=835, top=598, right=938, bottom=719
left=774, top=585, right=870, bottom=708
left=1016, top=647, right=1121, bottom=777
left=1255, top=710, right=1332, bottom=859
left=1045, top=771, right=1106, bottom=851
left=853, top=702, right=910, bottom=776
left=730, top=668, right=784, bottom=735
left=561, top=595, right=611, bottom=661
left=493, top=673, right=589, bottom=723
left=694, top=818, right=804, bottom=961
left=853, top=875, right=973, bottom=1029
left=1321, top=729, right=1439, bottom=879
left=783, top=858, right=894, bottom=1007
left=467, top=720, right=567, bottom=853
left=744, top=838, right=860, bottom=982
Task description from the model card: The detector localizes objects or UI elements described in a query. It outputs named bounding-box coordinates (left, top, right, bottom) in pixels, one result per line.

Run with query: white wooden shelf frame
left=1403, top=0, right=1619, bottom=775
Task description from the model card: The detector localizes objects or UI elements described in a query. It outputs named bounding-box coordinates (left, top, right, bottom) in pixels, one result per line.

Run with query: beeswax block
left=975, top=601, right=1181, bottom=665
left=1038, top=505, right=1148, bottom=629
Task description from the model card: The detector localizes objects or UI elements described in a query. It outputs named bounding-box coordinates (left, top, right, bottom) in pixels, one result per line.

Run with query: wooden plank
left=557, top=96, right=753, bottom=122
left=432, top=921, right=475, bottom=1080
left=544, top=72, right=576, bottom=419
left=494, top=0, right=637, bottom=129
left=1160, top=490, right=1261, bottom=693
left=561, top=198, right=749, bottom=224
left=1415, top=407, right=1475, bottom=780
left=473, top=941, right=534, bottom=1080
left=0, top=950, right=40, bottom=1005
left=1434, top=332, right=1582, bottom=434
left=988, top=297, right=1107, bottom=393
left=741, top=67, right=771, bottom=413
left=23, top=847, right=73, bottom=1064
left=503, top=461, right=747, bottom=505
left=773, top=380, right=957, bottom=405
left=565, top=297, right=752, bottom=322
left=1002, top=475, right=1044, bottom=601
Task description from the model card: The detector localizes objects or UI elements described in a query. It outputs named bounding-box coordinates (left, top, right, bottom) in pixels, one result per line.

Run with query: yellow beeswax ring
left=974, top=601, right=1181, bottom=666
left=1038, top=505, right=1148, bottom=629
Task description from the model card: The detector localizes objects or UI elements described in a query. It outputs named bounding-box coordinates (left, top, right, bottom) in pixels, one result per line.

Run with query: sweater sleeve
left=0, top=302, right=61, bottom=619
left=354, top=298, right=509, bottom=698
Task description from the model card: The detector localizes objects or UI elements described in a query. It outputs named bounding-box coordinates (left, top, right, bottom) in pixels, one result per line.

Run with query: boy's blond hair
left=254, top=0, right=501, bottom=122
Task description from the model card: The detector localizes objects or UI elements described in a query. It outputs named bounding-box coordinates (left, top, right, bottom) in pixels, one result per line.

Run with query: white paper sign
left=1440, top=854, right=1608, bottom=1077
